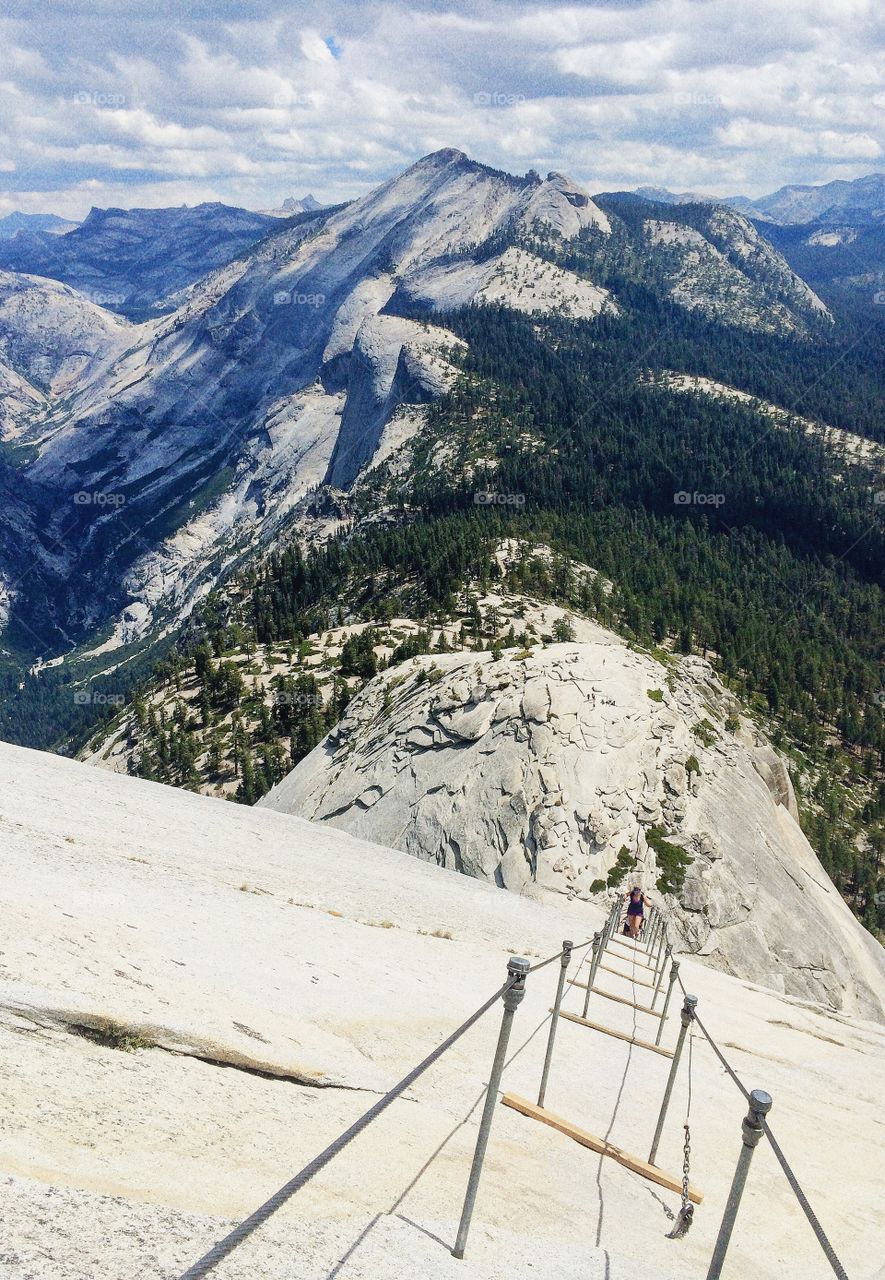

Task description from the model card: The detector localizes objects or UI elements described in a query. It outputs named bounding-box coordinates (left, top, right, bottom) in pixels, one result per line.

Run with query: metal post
left=604, top=902, right=615, bottom=944
left=705, top=1089, right=773, bottom=1280
left=651, top=945, right=670, bottom=1007
left=648, top=994, right=697, bottom=1164
left=584, top=932, right=602, bottom=1016
left=538, top=941, right=572, bottom=1107
left=645, top=913, right=658, bottom=952
left=608, top=902, right=618, bottom=945
left=655, top=959, right=680, bottom=1046
left=600, top=907, right=614, bottom=957
left=653, top=925, right=667, bottom=978
left=452, top=957, right=529, bottom=1259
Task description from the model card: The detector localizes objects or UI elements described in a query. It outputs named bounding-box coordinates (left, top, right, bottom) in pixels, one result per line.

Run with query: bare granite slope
left=261, top=635, right=885, bottom=1021
left=2, top=740, right=884, bottom=1278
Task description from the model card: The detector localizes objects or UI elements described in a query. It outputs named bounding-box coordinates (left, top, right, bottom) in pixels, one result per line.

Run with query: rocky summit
left=261, top=629, right=885, bottom=1021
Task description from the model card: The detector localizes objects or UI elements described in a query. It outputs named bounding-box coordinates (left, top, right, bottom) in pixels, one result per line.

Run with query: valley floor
left=1, top=742, right=883, bottom=1279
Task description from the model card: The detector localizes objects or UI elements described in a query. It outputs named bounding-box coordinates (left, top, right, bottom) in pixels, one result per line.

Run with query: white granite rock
left=262, top=634, right=885, bottom=1019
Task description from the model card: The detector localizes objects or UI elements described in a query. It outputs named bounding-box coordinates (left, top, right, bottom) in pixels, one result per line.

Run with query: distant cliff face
left=261, top=634, right=885, bottom=1020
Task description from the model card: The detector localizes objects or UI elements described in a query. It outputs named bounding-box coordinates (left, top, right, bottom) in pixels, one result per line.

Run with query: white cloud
left=0, top=0, right=880, bottom=218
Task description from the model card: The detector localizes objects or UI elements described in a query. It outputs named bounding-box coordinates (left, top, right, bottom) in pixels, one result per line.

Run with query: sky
left=0, top=0, right=882, bottom=219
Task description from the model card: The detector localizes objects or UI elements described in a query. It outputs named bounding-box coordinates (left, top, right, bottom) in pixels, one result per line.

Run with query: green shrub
left=646, top=826, right=693, bottom=895
left=606, top=845, right=636, bottom=887
left=74, top=1017, right=151, bottom=1053
left=647, top=688, right=664, bottom=703
left=692, top=719, right=717, bottom=747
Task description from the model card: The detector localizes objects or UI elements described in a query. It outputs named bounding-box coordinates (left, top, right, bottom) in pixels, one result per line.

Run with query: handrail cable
left=673, top=939, right=850, bottom=1278
left=179, top=974, right=515, bottom=1279
left=178, top=931, right=594, bottom=1278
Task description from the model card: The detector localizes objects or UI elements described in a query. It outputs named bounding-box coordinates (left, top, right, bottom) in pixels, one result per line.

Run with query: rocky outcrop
left=261, top=634, right=885, bottom=1020
left=325, top=314, right=465, bottom=488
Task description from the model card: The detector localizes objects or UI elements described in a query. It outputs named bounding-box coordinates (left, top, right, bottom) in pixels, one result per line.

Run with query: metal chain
left=682, top=1028, right=693, bottom=1208
left=666, top=1023, right=694, bottom=1239
left=673, top=932, right=848, bottom=1274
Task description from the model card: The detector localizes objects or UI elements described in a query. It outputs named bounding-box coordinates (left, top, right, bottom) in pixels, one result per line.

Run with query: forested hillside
left=3, top=192, right=882, bottom=938
left=69, top=291, right=885, bottom=937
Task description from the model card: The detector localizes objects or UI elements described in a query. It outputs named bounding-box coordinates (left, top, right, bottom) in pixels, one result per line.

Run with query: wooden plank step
left=610, top=937, right=656, bottom=960
left=570, top=975, right=654, bottom=995
left=590, top=986, right=664, bottom=1017
left=502, top=1093, right=703, bottom=1204
left=556, top=1009, right=673, bottom=1058
left=609, top=941, right=657, bottom=964
left=598, top=963, right=657, bottom=990
left=607, top=953, right=657, bottom=974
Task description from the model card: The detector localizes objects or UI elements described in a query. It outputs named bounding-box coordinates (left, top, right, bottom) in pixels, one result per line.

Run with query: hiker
left=625, top=886, right=652, bottom=939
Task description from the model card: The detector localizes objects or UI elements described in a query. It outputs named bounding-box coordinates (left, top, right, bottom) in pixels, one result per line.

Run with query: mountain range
left=0, top=148, right=882, bottom=945
left=0, top=151, right=846, bottom=655
left=0, top=202, right=283, bottom=319
left=632, top=172, right=885, bottom=226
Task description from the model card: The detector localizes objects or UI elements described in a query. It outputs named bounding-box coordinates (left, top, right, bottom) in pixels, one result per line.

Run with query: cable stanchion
left=655, top=959, right=680, bottom=1046
left=537, top=941, right=573, bottom=1108
left=706, top=1089, right=773, bottom=1280
left=674, top=940, right=851, bottom=1279
left=649, top=993, right=697, bottom=1166
left=452, top=957, right=530, bottom=1258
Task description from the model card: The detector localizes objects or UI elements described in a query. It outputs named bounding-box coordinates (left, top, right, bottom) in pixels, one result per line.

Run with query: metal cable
left=527, top=934, right=596, bottom=973
left=760, top=1120, right=849, bottom=1280
left=675, top=942, right=850, bottom=1278
left=178, top=978, right=513, bottom=1279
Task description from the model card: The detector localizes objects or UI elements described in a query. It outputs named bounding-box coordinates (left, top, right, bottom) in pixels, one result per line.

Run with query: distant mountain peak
left=280, top=194, right=321, bottom=212
left=0, top=211, right=79, bottom=240
left=414, top=147, right=470, bottom=167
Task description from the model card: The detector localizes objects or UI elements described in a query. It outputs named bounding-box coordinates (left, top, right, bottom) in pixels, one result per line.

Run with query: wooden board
left=610, top=937, right=656, bottom=959
left=599, top=962, right=656, bottom=990
left=501, top=1093, right=703, bottom=1204
left=590, top=986, right=664, bottom=1017
left=556, top=1009, right=674, bottom=1057
left=609, top=945, right=657, bottom=970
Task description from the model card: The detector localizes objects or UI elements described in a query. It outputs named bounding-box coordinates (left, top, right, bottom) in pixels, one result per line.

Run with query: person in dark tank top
left=625, top=886, right=652, bottom=939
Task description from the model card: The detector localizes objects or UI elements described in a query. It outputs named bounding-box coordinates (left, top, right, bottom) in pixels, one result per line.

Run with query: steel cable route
left=178, top=931, right=588, bottom=1278
left=526, top=933, right=597, bottom=974
left=674, top=941, right=850, bottom=1279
